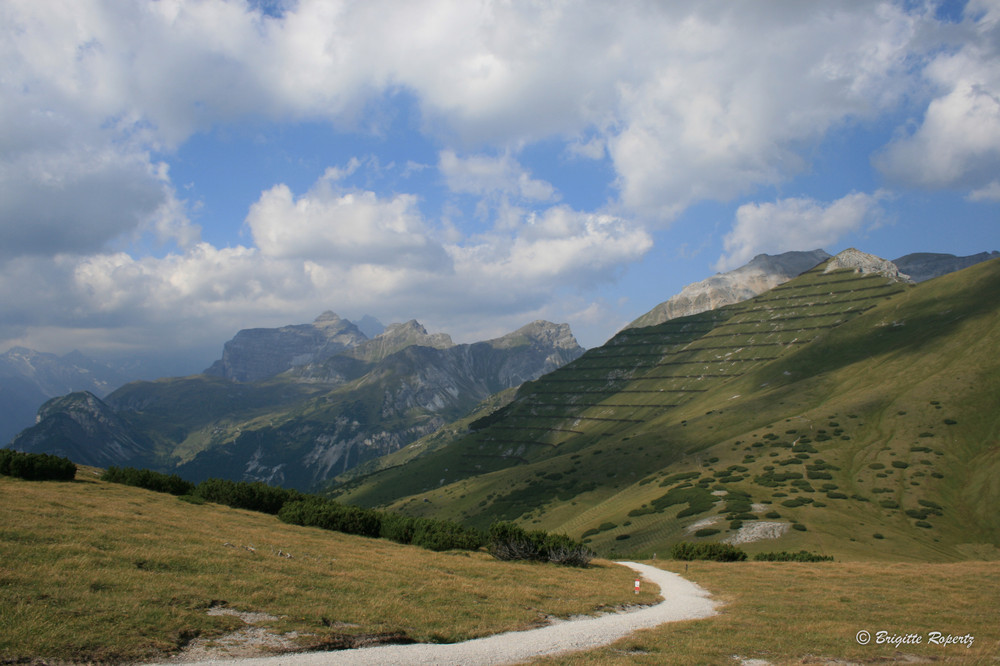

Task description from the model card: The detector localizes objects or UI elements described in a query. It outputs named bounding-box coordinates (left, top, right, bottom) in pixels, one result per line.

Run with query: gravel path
left=152, top=562, right=717, bottom=666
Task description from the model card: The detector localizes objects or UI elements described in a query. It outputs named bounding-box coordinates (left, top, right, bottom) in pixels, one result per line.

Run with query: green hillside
left=333, top=257, right=1000, bottom=561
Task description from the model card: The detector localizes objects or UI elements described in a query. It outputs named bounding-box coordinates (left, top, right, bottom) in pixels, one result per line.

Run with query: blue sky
left=1, top=0, right=998, bottom=372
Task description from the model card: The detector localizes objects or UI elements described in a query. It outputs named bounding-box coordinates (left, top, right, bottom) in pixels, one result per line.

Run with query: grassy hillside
left=333, top=259, right=1000, bottom=561
left=0, top=469, right=653, bottom=663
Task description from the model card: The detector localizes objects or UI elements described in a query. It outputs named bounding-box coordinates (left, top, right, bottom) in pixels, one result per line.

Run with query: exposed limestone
left=628, top=250, right=831, bottom=329
left=823, top=248, right=912, bottom=282
left=205, top=312, right=368, bottom=382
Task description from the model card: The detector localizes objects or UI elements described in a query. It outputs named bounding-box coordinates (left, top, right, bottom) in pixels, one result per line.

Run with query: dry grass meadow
left=0, top=468, right=656, bottom=663
left=536, top=559, right=999, bottom=665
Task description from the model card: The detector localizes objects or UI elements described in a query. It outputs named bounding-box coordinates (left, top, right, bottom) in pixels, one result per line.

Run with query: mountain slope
left=333, top=253, right=1000, bottom=561
left=175, top=321, right=584, bottom=488
left=0, top=347, right=134, bottom=443
left=893, top=250, right=999, bottom=282
left=10, top=391, right=157, bottom=467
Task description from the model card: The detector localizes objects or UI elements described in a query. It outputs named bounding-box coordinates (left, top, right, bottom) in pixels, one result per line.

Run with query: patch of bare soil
left=169, top=605, right=415, bottom=662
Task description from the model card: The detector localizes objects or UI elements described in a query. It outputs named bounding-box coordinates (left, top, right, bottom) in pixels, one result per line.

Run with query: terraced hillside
left=333, top=254, right=1000, bottom=561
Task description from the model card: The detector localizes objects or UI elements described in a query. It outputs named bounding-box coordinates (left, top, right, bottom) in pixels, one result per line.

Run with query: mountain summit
left=628, top=249, right=831, bottom=329
left=204, top=312, right=368, bottom=382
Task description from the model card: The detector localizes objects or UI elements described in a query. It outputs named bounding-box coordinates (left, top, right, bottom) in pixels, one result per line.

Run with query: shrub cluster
left=193, top=478, right=304, bottom=515
left=0, top=449, right=77, bottom=481
left=670, top=541, right=747, bottom=562
left=754, top=550, right=833, bottom=562
left=99, top=466, right=491, bottom=555
left=101, top=466, right=194, bottom=496
left=278, top=498, right=484, bottom=551
left=487, top=521, right=593, bottom=566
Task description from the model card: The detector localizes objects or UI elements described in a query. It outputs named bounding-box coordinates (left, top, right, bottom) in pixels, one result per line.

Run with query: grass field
left=537, top=559, right=1000, bottom=665
left=0, top=469, right=656, bottom=663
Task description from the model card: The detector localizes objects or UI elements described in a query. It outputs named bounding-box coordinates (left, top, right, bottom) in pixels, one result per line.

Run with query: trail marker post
left=634, top=578, right=640, bottom=595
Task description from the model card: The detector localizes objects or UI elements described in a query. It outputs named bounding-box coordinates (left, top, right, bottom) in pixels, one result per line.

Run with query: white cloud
left=716, top=192, right=887, bottom=271
left=1, top=1, right=995, bottom=359
left=245, top=175, right=450, bottom=270
left=0, top=163, right=651, bottom=356
left=438, top=150, right=558, bottom=202
left=608, top=3, right=923, bottom=219
left=968, top=180, right=1000, bottom=202
left=875, top=7, right=1000, bottom=192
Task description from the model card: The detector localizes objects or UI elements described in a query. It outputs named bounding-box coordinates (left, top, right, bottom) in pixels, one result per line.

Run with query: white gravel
left=148, top=561, right=718, bottom=666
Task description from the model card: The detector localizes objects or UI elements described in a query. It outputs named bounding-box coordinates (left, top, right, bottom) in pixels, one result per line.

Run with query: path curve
left=152, top=562, right=718, bottom=666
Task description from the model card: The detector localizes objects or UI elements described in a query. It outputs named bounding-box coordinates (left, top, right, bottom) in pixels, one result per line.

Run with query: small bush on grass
left=670, top=541, right=746, bottom=562
left=413, top=518, right=484, bottom=552
left=754, top=550, right=833, bottom=562
left=487, top=522, right=592, bottom=566
left=278, top=497, right=382, bottom=538
left=102, top=466, right=194, bottom=496
left=0, top=449, right=77, bottom=481
left=194, top=478, right=305, bottom=515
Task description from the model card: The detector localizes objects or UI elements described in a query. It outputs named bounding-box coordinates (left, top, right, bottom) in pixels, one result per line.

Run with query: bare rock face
left=349, top=320, right=454, bottom=363
left=205, top=311, right=368, bottom=382
left=628, top=249, right=831, bottom=329
left=823, top=248, right=912, bottom=282
left=893, top=251, right=1000, bottom=282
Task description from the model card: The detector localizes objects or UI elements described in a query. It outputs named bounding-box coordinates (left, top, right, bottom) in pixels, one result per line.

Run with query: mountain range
left=11, top=317, right=583, bottom=489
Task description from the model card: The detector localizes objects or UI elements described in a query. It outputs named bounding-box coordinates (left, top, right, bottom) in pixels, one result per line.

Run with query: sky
left=1, top=0, right=998, bottom=373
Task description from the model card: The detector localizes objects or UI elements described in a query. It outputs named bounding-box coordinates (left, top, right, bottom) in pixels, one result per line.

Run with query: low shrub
left=102, top=466, right=194, bottom=496
left=670, top=541, right=746, bottom=562
left=278, top=498, right=382, bottom=539
left=487, top=522, right=592, bottom=566
left=0, top=449, right=77, bottom=481
left=195, top=478, right=305, bottom=515
left=694, top=528, right=720, bottom=537
left=754, top=550, right=832, bottom=562
left=413, top=518, right=484, bottom=552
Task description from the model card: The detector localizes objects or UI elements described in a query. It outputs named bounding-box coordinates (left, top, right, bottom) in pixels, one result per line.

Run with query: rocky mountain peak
left=205, top=313, right=368, bottom=382
left=346, top=320, right=454, bottom=364
left=492, top=321, right=582, bottom=351
left=823, top=248, right=912, bottom=282
left=627, top=249, right=832, bottom=329
left=314, top=311, right=344, bottom=325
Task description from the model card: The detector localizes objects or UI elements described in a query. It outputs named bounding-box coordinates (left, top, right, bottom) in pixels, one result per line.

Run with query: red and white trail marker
left=634, top=579, right=640, bottom=594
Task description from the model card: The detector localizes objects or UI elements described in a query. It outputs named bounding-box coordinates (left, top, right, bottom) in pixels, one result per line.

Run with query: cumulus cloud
left=875, top=4, right=1000, bottom=193
left=245, top=174, right=450, bottom=270
left=439, top=151, right=558, bottom=202
left=1, top=0, right=995, bottom=359
left=716, top=192, right=887, bottom=271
